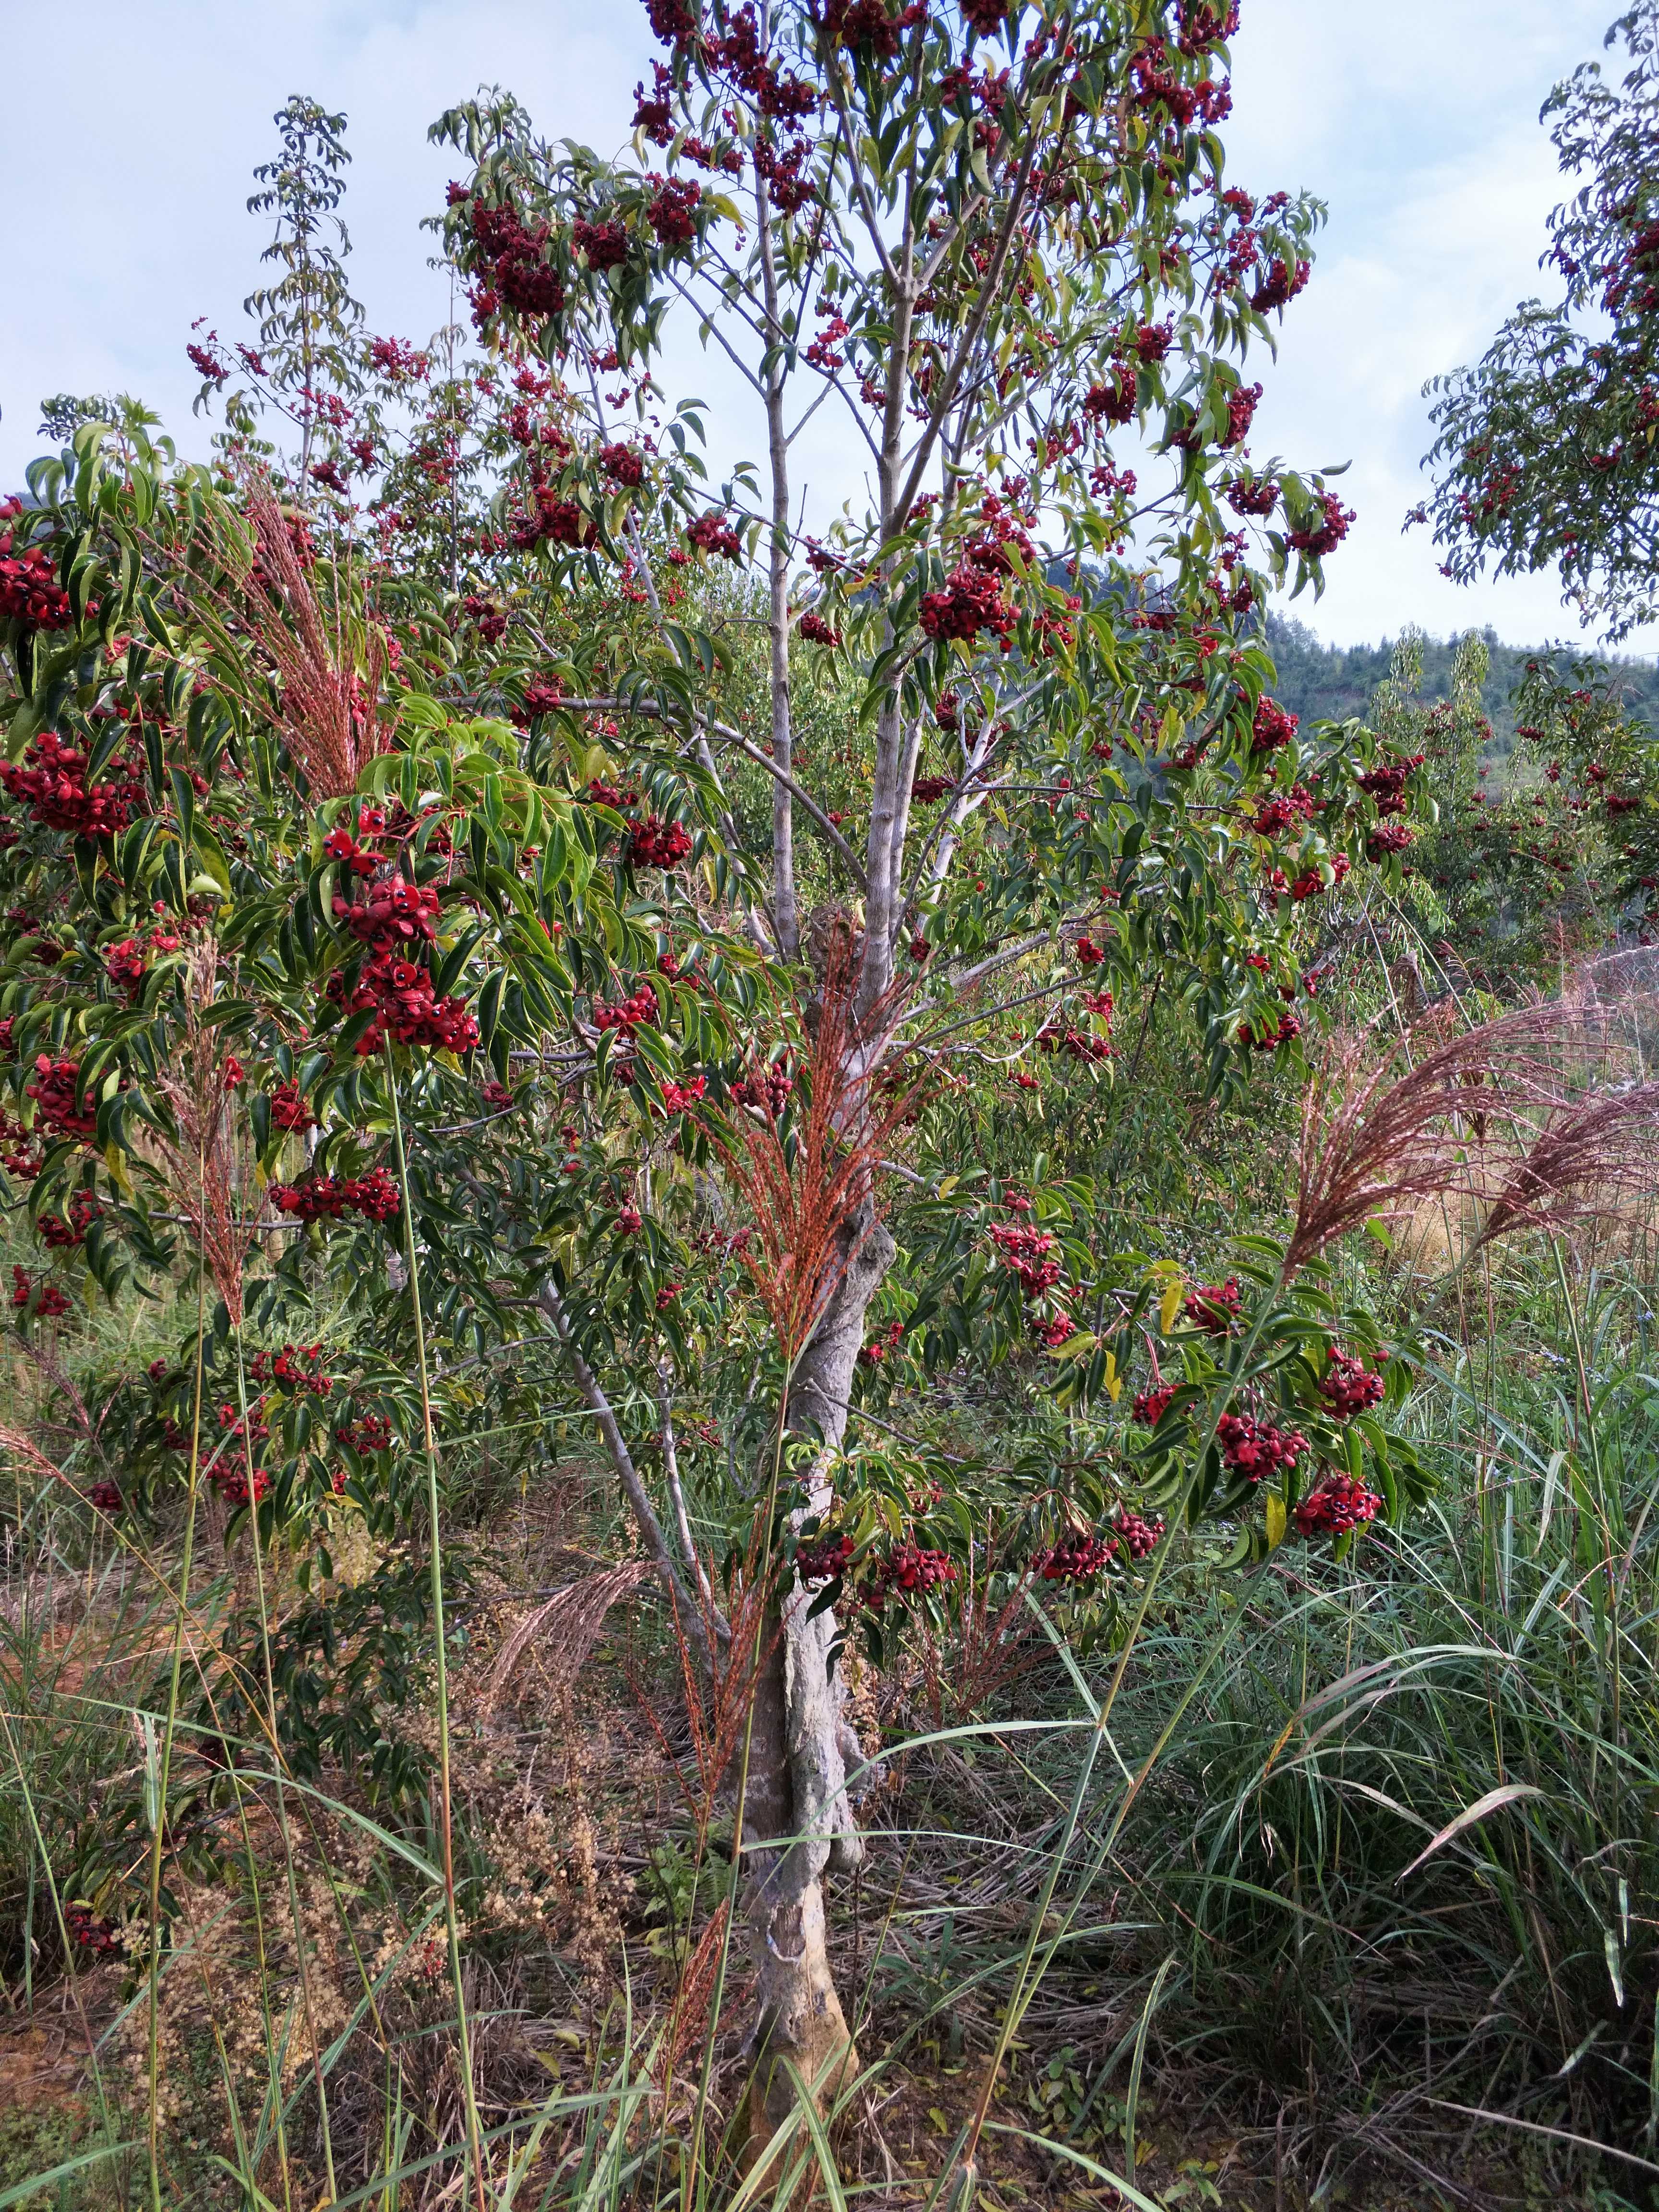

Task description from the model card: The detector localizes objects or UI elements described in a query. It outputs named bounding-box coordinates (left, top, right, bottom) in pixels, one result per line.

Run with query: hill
left=1264, top=613, right=1659, bottom=752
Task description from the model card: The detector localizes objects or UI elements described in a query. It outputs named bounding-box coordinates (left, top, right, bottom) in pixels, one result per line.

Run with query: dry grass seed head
left=150, top=935, right=261, bottom=1325
left=1284, top=985, right=1657, bottom=1281
left=710, top=934, right=921, bottom=1359
left=240, top=478, right=391, bottom=800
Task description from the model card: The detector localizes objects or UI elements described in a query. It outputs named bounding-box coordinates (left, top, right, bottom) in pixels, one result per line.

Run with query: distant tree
left=1422, top=2, right=1659, bottom=641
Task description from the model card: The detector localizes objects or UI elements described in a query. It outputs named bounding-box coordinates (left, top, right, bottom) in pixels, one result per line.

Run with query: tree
left=1, top=1, right=1439, bottom=2179
left=1422, top=1, right=1659, bottom=641
left=420, top=0, right=1400, bottom=2134
left=188, top=96, right=366, bottom=500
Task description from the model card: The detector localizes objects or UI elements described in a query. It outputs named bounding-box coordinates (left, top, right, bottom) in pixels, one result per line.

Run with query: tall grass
left=0, top=1244, right=1654, bottom=2208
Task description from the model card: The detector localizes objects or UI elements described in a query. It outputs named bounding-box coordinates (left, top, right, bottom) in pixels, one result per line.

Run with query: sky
left=0, top=0, right=1637, bottom=654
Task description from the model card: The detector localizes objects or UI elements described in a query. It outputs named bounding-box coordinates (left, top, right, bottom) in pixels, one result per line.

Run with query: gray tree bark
left=742, top=1200, right=895, bottom=2149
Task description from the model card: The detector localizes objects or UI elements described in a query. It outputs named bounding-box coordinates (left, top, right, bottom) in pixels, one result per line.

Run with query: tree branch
left=536, top=1280, right=725, bottom=1665
left=553, top=695, right=868, bottom=886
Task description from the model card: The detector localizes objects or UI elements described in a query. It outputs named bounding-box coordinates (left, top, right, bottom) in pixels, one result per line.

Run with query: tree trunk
left=742, top=1201, right=895, bottom=2151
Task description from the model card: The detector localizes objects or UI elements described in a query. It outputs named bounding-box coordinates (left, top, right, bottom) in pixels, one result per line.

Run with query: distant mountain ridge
left=1264, top=613, right=1659, bottom=752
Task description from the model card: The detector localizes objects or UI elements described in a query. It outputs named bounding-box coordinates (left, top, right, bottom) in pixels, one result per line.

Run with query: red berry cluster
left=910, top=773, right=954, bottom=805
left=337, top=1412, right=393, bottom=1453
left=333, top=877, right=440, bottom=951
left=507, top=490, right=597, bottom=552
left=26, top=1056, right=99, bottom=1140
left=218, top=1401, right=271, bottom=1445
left=961, top=495, right=1035, bottom=577
left=860, top=1318, right=906, bottom=1365
left=730, top=1062, right=794, bottom=1114
left=251, top=1343, right=332, bottom=1395
left=646, top=0, right=699, bottom=50
left=271, top=1167, right=401, bottom=1224
left=1130, top=37, right=1233, bottom=131
left=796, top=1530, right=855, bottom=1584
left=685, top=510, right=744, bottom=560
left=0, top=1109, right=43, bottom=1180
left=1294, top=1475, right=1381, bottom=1536
left=214, top=1464, right=272, bottom=1509
left=627, top=815, right=693, bottom=868
left=989, top=1220, right=1062, bottom=1297
left=1217, top=1411, right=1310, bottom=1482
left=40, top=1191, right=102, bottom=1248
left=574, top=219, right=631, bottom=272
left=324, top=823, right=382, bottom=876
left=1287, top=494, right=1355, bottom=559
left=1356, top=755, right=1423, bottom=816
left=661, top=1074, right=707, bottom=1113
left=1184, top=1278, right=1240, bottom=1333
left=1035, top=1311, right=1077, bottom=1346
left=1133, top=1383, right=1175, bottom=1428
left=465, top=194, right=565, bottom=319
left=820, top=0, right=926, bottom=57
left=104, top=938, right=148, bottom=996
left=1111, top=1507, right=1165, bottom=1560
left=1238, top=1010, right=1300, bottom=1051
left=1250, top=699, right=1298, bottom=757
left=655, top=1282, right=681, bottom=1310
left=865, top=1540, right=958, bottom=1608
left=616, top=1204, right=644, bottom=1235
left=797, top=611, right=842, bottom=646
left=1, top=733, right=142, bottom=837
left=1177, top=0, right=1240, bottom=47
left=1037, top=1023, right=1111, bottom=1064
left=368, top=335, right=430, bottom=381
left=1365, top=823, right=1414, bottom=863
left=515, top=678, right=565, bottom=722
left=87, top=1481, right=124, bottom=1515
left=1074, top=936, right=1106, bottom=967
left=0, top=503, right=74, bottom=630
left=598, top=440, right=645, bottom=485
left=1320, top=1349, right=1385, bottom=1419
left=66, top=1905, right=119, bottom=1955
left=1251, top=257, right=1310, bottom=313
left=1036, top=1530, right=1115, bottom=1583
left=11, top=1267, right=70, bottom=1317
left=920, top=562, right=1015, bottom=646
left=1287, top=854, right=1350, bottom=902
left=337, top=952, right=480, bottom=1056
left=268, top=1081, right=316, bottom=1132
left=647, top=174, right=703, bottom=247
left=1252, top=785, right=1319, bottom=836
left=595, top=986, right=660, bottom=1034
left=1226, top=476, right=1279, bottom=517
left=1083, top=361, right=1138, bottom=426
